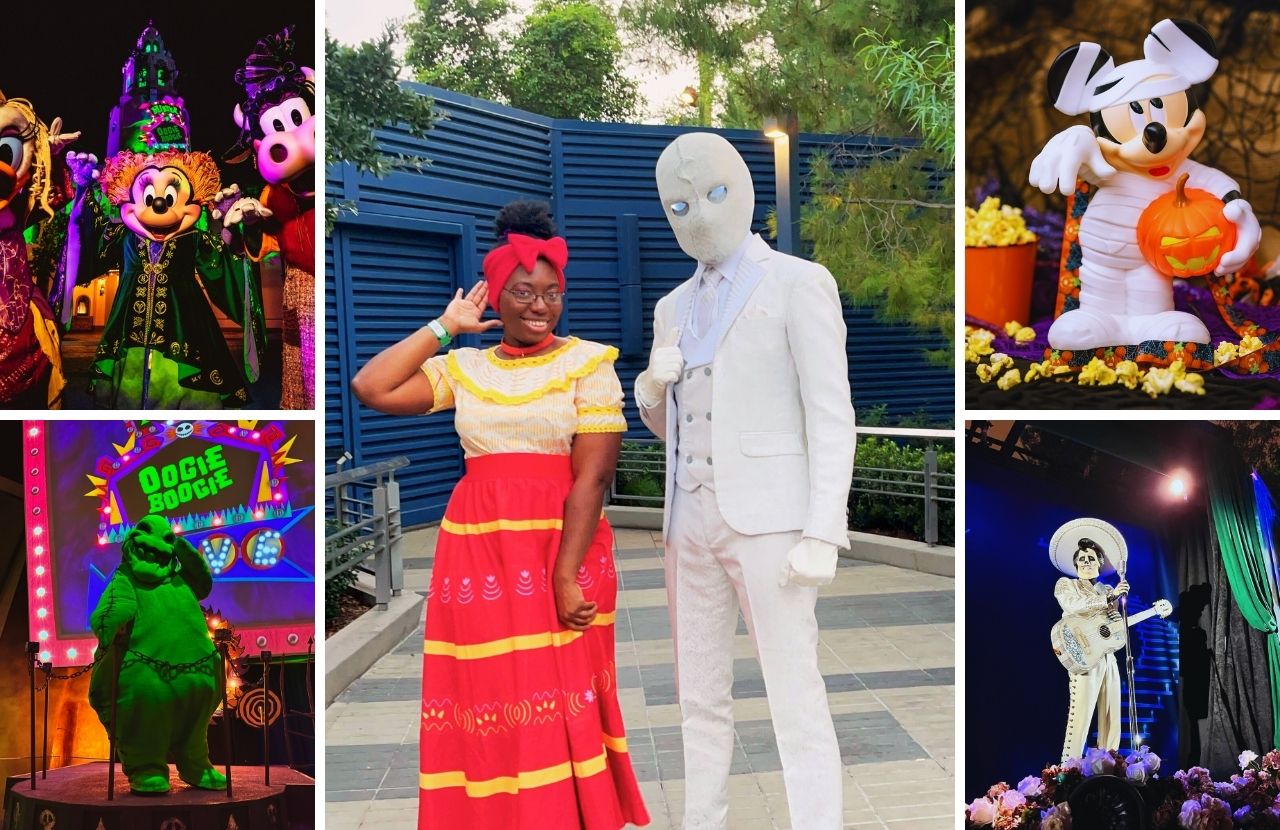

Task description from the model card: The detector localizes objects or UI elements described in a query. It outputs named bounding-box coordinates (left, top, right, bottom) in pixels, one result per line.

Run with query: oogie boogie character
left=216, top=26, right=315, bottom=409
left=0, top=91, right=78, bottom=407
left=88, top=515, right=225, bottom=793
left=1029, top=18, right=1262, bottom=350
left=66, top=149, right=265, bottom=408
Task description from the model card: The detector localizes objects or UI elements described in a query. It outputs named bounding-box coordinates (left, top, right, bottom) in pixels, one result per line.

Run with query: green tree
left=403, top=0, right=513, bottom=101
left=508, top=1, right=638, bottom=121
left=855, top=23, right=955, bottom=164
left=799, top=149, right=954, bottom=365
left=325, top=29, right=439, bottom=230
left=619, top=0, right=758, bottom=125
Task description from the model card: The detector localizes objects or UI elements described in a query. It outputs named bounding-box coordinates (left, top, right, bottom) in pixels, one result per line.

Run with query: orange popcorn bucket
left=965, top=242, right=1038, bottom=327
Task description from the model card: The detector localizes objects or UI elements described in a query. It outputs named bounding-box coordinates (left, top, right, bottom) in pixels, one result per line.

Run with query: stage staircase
left=1090, top=596, right=1179, bottom=755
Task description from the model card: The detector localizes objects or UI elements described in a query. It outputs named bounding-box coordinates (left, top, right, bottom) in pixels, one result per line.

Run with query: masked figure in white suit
left=635, top=132, right=856, bottom=830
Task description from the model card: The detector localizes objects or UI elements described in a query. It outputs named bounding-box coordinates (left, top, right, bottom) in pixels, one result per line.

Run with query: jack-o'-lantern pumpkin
left=1137, top=173, right=1236, bottom=278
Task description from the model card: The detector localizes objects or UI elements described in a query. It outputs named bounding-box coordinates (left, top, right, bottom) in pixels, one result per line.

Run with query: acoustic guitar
left=1051, top=599, right=1173, bottom=675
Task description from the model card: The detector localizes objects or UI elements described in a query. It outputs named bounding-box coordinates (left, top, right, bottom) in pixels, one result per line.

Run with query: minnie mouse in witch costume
left=215, top=26, right=315, bottom=409
left=65, top=144, right=266, bottom=409
left=0, top=91, right=78, bottom=407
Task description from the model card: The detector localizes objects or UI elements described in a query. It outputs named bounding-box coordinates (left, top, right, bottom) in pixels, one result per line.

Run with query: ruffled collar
left=446, top=338, right=618, bottom=405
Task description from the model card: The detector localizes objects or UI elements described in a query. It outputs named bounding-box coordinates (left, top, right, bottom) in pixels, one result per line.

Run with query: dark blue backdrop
left=966, top=454, right=1181, bottom=798
left=325, top=85, right=952, bottom=527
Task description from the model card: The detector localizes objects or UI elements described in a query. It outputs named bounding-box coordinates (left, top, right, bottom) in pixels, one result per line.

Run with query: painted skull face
left=0, top=105, right=35, bottom=215
left=1074, top=548, right=1102, bottom=580
left=120, top=165, right=202, bottom=242
left=656, top=132, right=754, bottom=266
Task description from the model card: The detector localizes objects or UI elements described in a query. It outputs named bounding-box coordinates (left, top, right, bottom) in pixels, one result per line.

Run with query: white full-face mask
left=656, top=132, right=754, bottom=267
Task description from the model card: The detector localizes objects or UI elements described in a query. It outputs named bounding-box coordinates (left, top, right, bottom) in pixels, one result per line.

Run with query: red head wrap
left=481, top=233, right=568, bottom=297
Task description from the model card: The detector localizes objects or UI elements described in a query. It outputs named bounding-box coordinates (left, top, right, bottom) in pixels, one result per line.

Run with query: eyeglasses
left=504, top=288, right=565, bottom=306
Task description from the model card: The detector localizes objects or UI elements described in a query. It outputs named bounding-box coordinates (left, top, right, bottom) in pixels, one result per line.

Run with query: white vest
left=674, top=364, right=714, bottom=491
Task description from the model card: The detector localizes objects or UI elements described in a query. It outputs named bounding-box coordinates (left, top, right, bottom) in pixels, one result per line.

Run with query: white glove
left=779, top=538, right=839, bottom=588
left=1028, top=125, right=1116, bottom=196
left=1217, top=198, right=1262, bottom=276
left=636, top=328, right=683, bottom=408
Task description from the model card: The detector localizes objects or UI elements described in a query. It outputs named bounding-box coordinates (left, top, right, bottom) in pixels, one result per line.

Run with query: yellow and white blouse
left=421, top=337, right=628, bottom=458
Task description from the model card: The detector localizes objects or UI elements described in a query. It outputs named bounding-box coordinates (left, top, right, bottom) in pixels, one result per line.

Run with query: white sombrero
left=1050, top=517, right=1127, bottom=577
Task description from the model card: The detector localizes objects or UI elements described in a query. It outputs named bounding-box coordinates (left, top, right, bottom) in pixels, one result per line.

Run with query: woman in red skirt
left=351, top=201, right=650, bottom=829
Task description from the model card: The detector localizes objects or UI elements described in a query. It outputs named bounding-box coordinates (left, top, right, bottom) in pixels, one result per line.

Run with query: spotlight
left=1166, top=469, right=1191, bottom=501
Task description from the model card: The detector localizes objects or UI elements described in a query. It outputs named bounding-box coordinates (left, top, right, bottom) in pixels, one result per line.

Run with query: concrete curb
left=325, top=591, right=422, bottom=706
left=605, top=504, right=663, bottom=529
left=607, top=506, right=954, bottom=578
left=844, top=530, right=955, bottom=577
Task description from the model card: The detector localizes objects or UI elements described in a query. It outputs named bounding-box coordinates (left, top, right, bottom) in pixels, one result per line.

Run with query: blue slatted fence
left=326, top=84, right=952, bottom=526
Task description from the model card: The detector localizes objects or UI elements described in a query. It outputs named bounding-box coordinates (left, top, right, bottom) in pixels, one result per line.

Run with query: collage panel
left=324, top=1, right=955, bottom=828
left=965, top=3, right=1280, bottom=409
left=0, top=419, right=316, bottom=827
left=2, top=5, right=314, bottom=411
left=963, top=420, right=1280, bottom=829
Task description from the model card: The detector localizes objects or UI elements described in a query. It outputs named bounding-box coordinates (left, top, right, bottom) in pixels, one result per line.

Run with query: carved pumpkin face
left=1137, top=172, right=1236, bottom=278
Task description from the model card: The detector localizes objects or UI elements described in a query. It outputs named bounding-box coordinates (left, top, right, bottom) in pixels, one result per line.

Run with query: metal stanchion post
left=106, top=626, right=129, bottom=800
left=214, top=630, right=234, bottom=797
left=26, top=642, right=37, bottom=791
left=41, top=662, right=51, bottom=778
left=261, top=650, right=272, bottom=785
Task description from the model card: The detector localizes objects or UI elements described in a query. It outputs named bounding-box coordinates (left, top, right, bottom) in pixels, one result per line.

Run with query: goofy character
left=1030, top=18, right=1261, bottom=350
left=216, top=25, right=315, bottom=409
left=0, top=92, right=77, bottom=407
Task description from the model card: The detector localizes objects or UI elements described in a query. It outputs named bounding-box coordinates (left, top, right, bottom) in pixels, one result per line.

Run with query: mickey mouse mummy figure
left=1029, top=18, right=1261, bottom=350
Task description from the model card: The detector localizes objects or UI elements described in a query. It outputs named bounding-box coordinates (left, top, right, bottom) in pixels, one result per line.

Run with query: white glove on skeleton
left=780, top=537, right=839, bottom=587
left=1029, top=125, right=1117, bottom=196
left=636, top=328, right=683, bottom=408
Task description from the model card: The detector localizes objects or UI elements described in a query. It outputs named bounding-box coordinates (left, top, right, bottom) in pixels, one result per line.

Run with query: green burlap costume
left=88, top=515, right=226, bottom=793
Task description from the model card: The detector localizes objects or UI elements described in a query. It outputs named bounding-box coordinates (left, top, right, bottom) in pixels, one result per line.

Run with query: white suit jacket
left=637, top=234, right=856, bottom=547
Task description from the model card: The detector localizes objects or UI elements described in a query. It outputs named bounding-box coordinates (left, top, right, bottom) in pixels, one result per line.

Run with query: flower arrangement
left=966, top=197, right=1039, bottom=248
left=965, top=748, right=1280, bottom=829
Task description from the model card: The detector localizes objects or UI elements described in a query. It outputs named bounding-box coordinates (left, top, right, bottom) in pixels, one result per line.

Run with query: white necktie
left=693, top=267, right=722, bottom=339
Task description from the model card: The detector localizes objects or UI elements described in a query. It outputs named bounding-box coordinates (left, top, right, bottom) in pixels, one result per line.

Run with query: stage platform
left=3, top=763, right=314, bottom=830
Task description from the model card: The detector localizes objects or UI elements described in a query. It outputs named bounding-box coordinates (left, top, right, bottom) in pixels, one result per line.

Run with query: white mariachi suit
left=1056, top=577, right=1122, bottom=760
left=637, top=232, right=856, bottom=830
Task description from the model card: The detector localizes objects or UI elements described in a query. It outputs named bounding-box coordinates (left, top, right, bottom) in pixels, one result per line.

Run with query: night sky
left=5, top=2, right=314, bottom=182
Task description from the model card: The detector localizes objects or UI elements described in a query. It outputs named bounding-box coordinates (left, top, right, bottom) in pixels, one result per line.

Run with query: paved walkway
left=326, top=526, right=955, bottom=829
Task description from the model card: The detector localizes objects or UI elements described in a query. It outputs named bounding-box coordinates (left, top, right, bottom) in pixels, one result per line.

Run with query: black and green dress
left=74, top=204, right=266, bottom=408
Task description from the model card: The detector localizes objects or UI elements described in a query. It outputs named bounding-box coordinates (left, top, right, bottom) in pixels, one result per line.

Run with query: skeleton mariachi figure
left=0, top=91, right=78, bottom=407
left=65, top=148, right=265, bottom=409
left=218, top=26, right=315, bottom=409
left=1051, top=519, right=1130, bottom=760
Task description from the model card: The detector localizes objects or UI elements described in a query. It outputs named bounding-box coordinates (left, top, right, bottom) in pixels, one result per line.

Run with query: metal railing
left=325, top=457, right=408, bottom=608
left=610, top=427, right=956, bottom=547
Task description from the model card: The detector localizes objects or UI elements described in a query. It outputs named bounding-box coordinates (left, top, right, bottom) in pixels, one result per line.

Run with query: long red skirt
left=419, top=453, right=650, bottom=829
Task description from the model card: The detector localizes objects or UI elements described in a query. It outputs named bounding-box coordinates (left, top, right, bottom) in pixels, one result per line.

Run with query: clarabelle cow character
left=1029, top=18, right=1261, bottom=351
left=216, top=26, right=315, bottom=409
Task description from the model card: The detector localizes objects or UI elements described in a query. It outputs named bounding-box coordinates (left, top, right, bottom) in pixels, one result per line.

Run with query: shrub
left=325, top=519, right=373, bottom=625
left=850, top=436, right=955, bottom=544
left=613, top=441, right=666, bottom=506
